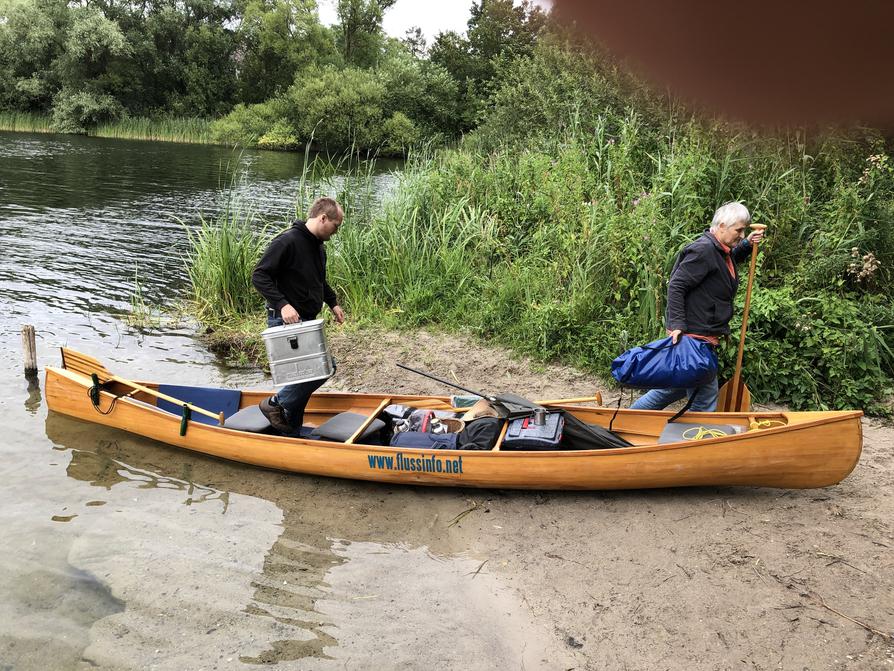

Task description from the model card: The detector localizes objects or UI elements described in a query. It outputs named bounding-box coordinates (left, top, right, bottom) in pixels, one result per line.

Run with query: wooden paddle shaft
left=729, top=224, right=766, bottom=410
left=109, top=375, right=225, bottom=425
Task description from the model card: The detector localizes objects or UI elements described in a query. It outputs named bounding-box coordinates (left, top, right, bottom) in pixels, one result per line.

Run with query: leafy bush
left=378, top=53, right=460, bottom=136
left=379, top=112, right=419, bottom=156
left=209, top=100, right=285, bottom=146
left=283, top=65, right=386, bottom=151
left=323, top=49, right=894, bottom=411
left=51, top=88, right=122, bottom=133
left=729, top=288, right=894, bottom=412
left=256, top=119, right=301, bottom=151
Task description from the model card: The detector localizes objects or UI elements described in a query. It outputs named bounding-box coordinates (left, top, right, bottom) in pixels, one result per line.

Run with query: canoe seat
left=658, top=421, right=745, bottom=444
left=156, top=385, right=241, bottom=426
left=311, top=411, right=386, bottom=443
left=223, top=405, right=271, bottom=433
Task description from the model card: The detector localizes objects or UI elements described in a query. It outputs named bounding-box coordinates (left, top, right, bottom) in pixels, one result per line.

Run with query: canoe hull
left=44, top=366, right=863, bottom=490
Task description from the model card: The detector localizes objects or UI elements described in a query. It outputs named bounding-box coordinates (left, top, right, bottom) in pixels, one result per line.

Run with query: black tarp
left=491, top=393, right=632, bottom=450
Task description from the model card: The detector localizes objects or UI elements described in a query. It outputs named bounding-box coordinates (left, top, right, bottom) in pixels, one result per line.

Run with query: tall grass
left=181, top=191, right=268, bottom=325
left=0, top=112, right=54, bottom=133
left=325, top=117, right=894, bottom=411
left=181, top=146, right=384, bottom=326
left=0, top=112, right=214, bottom=143
left=92, top=117, right=213, bottom=144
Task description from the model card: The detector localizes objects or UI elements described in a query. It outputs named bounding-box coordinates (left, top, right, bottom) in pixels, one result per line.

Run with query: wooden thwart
left=345, top=398, right=391, bottom=444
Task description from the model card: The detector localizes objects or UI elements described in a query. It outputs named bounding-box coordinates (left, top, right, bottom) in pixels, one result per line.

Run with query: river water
left=0, top=132, right=571, bottom=670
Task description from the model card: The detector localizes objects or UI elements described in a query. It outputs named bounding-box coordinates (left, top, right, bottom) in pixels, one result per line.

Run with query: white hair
left=710, top=202, right=751, bottom=231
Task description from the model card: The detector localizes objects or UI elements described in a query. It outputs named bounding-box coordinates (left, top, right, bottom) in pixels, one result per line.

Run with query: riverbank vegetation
left=0, top=0, right=544, bottom=154
left=184, top=27, right=894, bottom=413
left=9, top=0, right=887, bottom=410
left=0, top=113, right=214, bottom=144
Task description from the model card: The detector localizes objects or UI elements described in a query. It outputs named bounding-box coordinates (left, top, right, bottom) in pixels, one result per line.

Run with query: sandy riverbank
left=322, top=326, right=894, bottom=670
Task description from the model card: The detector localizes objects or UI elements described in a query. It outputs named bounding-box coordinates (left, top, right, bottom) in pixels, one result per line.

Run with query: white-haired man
left=631, top=202, right=765, bottom=411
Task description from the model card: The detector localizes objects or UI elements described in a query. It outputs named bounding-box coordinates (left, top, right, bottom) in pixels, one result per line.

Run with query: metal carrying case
left=261, top=319, right=334, bottom=387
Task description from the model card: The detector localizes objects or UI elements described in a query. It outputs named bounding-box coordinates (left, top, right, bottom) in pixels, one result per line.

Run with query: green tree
left=0, top=0, right=69, bottom=110
left=378, top=48, right=460, bottom=136
left=58, top=7, right=130, bottom=85
left=429, top=0, right=547, bottom=131
left=401, top=25, right=425, bottom=58
left=235, top=0, right=334, bottom=103
left=334, top=0, right=394, bottom=68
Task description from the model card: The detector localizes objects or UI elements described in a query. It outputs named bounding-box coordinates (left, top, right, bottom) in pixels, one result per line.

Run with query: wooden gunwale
left=47, top=365, right=862, bottom=456
left=44, top=363, right=863, bottom=490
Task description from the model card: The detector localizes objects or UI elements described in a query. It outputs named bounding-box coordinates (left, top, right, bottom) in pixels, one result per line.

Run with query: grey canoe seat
left=224, top=405, right=272, bottom=433
left=311, top=411, right=385, bottom=442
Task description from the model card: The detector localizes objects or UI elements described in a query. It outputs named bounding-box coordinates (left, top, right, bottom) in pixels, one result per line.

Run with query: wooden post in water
left=22, top=324, right=37, bottom=374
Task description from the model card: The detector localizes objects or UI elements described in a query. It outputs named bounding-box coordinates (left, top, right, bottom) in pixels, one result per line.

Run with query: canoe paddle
left=61, top=347, right=226, bottom=425
left=717, top=223, right=767, bottom=412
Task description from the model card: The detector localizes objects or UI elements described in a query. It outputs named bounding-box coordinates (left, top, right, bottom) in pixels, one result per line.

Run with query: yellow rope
left=681, top=426, right=728, bottom=440
left=748, top=419, right=787, bottom=431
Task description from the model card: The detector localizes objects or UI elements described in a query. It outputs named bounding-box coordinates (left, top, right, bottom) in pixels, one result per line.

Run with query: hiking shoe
left=259, top=397, right=291, bottom=434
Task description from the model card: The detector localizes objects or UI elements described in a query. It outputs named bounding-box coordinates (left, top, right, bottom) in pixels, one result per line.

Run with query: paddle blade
left=717, top=379, right=752, bottom=412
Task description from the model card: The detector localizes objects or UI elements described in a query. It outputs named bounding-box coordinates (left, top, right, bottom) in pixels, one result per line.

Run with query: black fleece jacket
left=251, top=220, right=337, bottom=320
left=665, top=231, right=751, bottom=336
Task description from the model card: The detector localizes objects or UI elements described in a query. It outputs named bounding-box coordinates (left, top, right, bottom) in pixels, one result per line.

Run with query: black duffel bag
left=457, top=417, right=503, bottom=450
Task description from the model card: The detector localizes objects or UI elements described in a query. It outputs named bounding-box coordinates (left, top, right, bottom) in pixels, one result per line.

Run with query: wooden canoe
left=44, top=349, right=863, bottom=490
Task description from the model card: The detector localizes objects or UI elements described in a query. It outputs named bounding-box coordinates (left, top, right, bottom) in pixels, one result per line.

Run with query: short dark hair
left=308, top=197, right=342, bottom=221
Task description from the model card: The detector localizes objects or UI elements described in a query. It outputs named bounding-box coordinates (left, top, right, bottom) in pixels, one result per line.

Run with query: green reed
left=92, top=117, right=214, bottom=144
left=181, top=187, right=268, bottom=325
left=181, top=118, right=894, bottom=410
left=0, top=112, right=54, bottom=133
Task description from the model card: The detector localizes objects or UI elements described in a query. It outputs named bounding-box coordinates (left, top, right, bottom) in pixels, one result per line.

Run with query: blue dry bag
left=611, top=336, right=717, bottom=389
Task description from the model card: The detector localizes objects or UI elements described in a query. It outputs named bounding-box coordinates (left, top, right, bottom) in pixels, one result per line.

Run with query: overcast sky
left=318, top=0, right=552, bottom=43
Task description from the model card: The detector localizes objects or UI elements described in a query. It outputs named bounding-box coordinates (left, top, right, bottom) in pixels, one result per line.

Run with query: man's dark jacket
left=251, top=220, right=337, bottom=320
left=665, top=231, right=751, bottom=336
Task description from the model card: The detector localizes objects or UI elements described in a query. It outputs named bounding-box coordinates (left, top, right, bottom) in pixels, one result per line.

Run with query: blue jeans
left=630, top=376, right=719, bottom=412
left=268, top=313, right=334, bottom=430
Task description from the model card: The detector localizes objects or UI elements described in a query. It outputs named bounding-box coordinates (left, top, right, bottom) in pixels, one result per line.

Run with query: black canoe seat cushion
left=156, top=385, right=241, bottom=426
left=223, top=404, right=271, bottom=433
left=311, top=411, right=386, bottom=443
left=658, top=421, right=745, bottom=444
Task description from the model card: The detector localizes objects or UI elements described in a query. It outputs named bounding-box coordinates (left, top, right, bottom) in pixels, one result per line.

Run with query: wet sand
left=2, top=325, right=892, bottom=670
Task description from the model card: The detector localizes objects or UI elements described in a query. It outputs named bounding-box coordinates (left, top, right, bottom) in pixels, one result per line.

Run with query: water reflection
left=65, top=440, right=231, bottom=511
left=23, top=372, right=42, bottom=414
left=44, top=413, right=568, bottom=669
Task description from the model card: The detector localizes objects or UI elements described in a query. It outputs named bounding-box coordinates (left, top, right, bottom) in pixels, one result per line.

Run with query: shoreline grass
left=0, top=112, right=215, bottom=144
left=0, top=112, right=55, bottom=133
left=92, top=116, right=214, bottom=144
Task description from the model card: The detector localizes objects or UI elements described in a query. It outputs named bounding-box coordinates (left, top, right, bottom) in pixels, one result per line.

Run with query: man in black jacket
left=631, top=202, right=764, bottom=411
left=252, top=197, right=346, bottom=433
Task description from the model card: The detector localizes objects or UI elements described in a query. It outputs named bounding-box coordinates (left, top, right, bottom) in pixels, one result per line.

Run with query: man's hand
left=747, top=228, right=765, bottom=245
left=670, top=329, right=683, bottom=344
left=331, top=305, right=346, bottom=324
left=281, top=304, right=301, bottom=324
